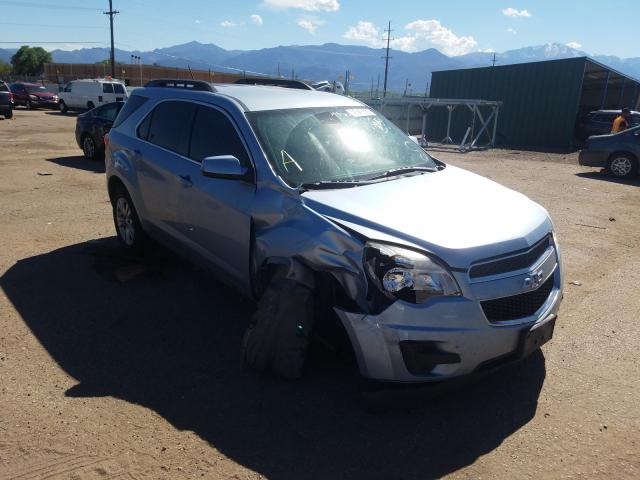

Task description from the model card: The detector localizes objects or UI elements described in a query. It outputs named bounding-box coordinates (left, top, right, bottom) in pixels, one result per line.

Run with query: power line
left=382, top=20, right=393, bottom=98
left=0, top=1, right=101, bottom=11
left=0, top=41, right=105, bottom=44
left=0, top=22, right=107, bottom=29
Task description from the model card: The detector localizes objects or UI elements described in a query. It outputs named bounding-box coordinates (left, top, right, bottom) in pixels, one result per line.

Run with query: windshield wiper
left=365, top=165, right=438, bottom=181
left=297, top=179, right=367, bottom=192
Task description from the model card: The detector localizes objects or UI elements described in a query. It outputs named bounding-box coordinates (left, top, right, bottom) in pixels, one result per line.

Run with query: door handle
left=179, top=174, right=193, bottom=187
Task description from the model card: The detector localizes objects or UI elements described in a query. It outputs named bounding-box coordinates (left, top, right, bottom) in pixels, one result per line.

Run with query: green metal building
left=429, top=57, right=640, bottom=150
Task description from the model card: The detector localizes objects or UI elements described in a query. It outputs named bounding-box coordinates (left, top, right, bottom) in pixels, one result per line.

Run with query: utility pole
left=382, top=21, right=393, bottom=98
left=104, top=0, right=119, bottom=78
left=277, top=63, right=280, bottom=77
left=376, top=74, right=380, bottom=98
left=492, top=52, right=496, bottom=67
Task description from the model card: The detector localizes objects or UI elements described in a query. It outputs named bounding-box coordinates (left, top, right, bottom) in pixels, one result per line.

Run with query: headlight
left=29, top=95, right=38, bottom=100
left=364, top=242, right=461, bottom=309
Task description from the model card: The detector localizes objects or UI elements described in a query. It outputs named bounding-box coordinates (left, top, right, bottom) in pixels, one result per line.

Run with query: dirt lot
left=1, top=110, right=639, bottom=479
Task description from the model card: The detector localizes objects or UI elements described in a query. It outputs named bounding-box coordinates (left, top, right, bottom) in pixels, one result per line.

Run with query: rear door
left=135, top=100, right=197, bottom=241
left=177, top=104, right=255, bottom=290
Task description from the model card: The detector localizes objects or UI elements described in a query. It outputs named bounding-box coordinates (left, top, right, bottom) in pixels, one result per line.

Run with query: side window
left=137, top=112, right=152, bottom=140
left=114, top=95, right=148, bottom=128
left=146, top=101, right=196, bottom=156
left=113, top=84, right=125, bottom=94
left=96, top=103, right=120, bottom=122
left=102, top=83, right=114, bottom=94
left=189, top=106, right=249, bottom=164
left=64, top=83, right=73, bottom=93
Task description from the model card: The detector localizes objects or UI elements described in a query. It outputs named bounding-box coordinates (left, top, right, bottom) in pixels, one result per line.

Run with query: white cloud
left=250, top=14, right=263, bottom=25
left=195, top=19, right=201, bottom=24
left=343, top=21, right=382, bottom=46
left=220, top=20, right=237, bottom=28
left=343, top=19, right=476, bottom=55
left=297, top=17, right=324, bottom=34
left=263, top=0, right=339, bottom=12
left=479, top=48, right=496, bottom=53
left=506, top=27, right=517, bottom=34
left=566, top=41, right=582, bottom=49
left=502, top=7, right=531, bottom=18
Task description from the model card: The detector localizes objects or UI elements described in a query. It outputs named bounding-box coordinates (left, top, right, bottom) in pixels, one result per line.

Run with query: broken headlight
left=364, top=242, right=461, bottom=308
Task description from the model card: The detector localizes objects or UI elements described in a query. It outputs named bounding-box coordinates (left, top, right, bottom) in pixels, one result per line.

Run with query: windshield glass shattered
left=249, top=107, right=436, bottom=187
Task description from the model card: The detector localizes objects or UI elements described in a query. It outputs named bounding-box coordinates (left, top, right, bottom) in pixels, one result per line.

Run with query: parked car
left=75, top=102, right=124, bottom=160
left=579, top=126, right=640, bottom=179
left=312, top=80, right=345, bottom=95
left=0, top=81, right=14, bottom=119
left=105, top=80, right=562, bottom=384
left=577, top=109, right=640, bottom=140
left=9, top=82, right=59, bottom=110
left=58, top=78, right=128, bottom=113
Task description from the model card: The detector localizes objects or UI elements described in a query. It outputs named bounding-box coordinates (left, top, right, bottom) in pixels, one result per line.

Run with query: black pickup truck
left=0, top=81, right=14, bottom=119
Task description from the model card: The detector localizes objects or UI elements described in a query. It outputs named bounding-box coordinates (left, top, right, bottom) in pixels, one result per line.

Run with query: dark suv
left=577, top=110, right=640, bottom=140
left=0, top=81, right=14, bottom=119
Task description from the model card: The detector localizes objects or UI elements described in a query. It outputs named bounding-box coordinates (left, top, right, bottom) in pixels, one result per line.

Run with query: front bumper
left=579, top=150, right=608, bottom=168
left=336, top=247, right=563, bottom=383
left=30, top=98, right=59, bottom=109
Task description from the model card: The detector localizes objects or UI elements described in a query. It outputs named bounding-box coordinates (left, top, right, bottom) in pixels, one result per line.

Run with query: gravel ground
left=1, top=110, right=639, bottom=479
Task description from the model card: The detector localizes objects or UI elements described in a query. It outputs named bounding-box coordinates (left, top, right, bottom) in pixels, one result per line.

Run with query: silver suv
left=105, top=80, right=563, bottom=383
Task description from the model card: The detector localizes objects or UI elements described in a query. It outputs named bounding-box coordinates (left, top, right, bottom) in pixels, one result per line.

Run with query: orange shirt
left=611, top=115, right=630, bottom=133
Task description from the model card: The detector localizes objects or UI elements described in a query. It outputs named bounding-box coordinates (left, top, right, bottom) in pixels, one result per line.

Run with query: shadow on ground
left=46, top=155, right=105, bottom=173
left=0, top=238, right=546, bottom=480
left=576, top=171, right=640, bottom=186
left=44, top=111, right=78, bottom=117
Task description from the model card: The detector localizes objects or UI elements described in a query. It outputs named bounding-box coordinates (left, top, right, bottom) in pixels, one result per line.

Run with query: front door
left=178, top=104, right=255, bottom=292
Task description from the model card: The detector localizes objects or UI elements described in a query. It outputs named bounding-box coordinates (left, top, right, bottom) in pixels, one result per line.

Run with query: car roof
left=212, top=84, right=362, bottom=111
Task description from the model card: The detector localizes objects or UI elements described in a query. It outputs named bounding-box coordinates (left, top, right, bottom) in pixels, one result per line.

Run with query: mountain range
left=1, top=41, right=639, bottom=92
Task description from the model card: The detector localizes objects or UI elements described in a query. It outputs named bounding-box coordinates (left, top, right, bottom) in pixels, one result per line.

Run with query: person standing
left=611, top=108, right=631, bottom=133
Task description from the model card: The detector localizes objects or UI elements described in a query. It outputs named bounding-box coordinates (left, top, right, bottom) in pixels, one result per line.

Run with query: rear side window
left=145, top=101, right=197, bottom=156
left=113, top=94, right=148, bottom=128
left=189, top=106, right=249, bottom=164
left=96, top=103, right=122, bottom=122
left=113, top=84, right=125, bottom=94
left=103, top=83, right=114, bottom=94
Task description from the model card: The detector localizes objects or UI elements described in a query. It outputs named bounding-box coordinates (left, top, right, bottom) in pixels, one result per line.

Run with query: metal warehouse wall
left=430, top=58, right=587, bottom=149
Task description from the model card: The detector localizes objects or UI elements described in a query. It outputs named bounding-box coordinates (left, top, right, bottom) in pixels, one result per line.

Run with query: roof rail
left=144, top=79, right=215, bottom=92
left=234, top=78, right=313, bottom=90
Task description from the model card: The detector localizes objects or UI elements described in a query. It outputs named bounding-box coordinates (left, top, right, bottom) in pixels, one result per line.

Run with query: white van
left=58, top=79, right=128, bottom=112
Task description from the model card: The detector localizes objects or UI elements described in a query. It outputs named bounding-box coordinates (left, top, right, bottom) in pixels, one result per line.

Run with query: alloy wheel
left=610, top=157, right=632, bottom=177
left=83, top=136, right=95, bottom=160
left=116, top=197, right=135, bottom=247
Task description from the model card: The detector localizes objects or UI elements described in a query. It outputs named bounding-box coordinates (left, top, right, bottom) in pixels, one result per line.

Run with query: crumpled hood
left=301, top=164, right=552, bottom=268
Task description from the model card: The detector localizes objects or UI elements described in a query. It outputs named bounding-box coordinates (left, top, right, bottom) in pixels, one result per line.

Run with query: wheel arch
left=607, top=150, right=638, bottom=163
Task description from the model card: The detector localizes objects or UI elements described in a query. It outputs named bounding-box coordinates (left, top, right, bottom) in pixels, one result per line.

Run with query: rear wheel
left=82, top=135, right=98, bottom=161
left=59, top=100, right=68, bottom=113
left=111, top=186, right=147, bottom=253
left=87, top=101, right=95, bottom=110
left=608, top=154, right=638, bottom=179
left=4, top=110, right=12, bottom=119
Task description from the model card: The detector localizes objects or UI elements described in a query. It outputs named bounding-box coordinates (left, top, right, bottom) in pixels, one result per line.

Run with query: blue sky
left=0, top=0, right=637, bottom=58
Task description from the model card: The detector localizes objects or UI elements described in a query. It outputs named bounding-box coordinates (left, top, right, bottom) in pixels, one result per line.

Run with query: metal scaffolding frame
left=376, top=97, right=503, bottom=151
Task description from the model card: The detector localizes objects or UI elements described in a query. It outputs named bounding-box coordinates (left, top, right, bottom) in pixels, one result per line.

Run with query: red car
left=9, top=82, right=59, bottom=110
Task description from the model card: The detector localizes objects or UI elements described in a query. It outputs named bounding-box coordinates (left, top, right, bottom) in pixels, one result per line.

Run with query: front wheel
left=26, top=100, right=33, bottom=110
left=4, top=110, right=12, bottom=119
left=608, top=154, right=638, bottom=179
left=59, top=100, right=68, bottom=113
left=112, top=187, right=147, bottom=253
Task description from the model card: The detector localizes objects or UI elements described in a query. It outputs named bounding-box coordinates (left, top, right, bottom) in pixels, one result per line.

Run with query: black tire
left=4, top=110, right=12, bottom=119
left=26, top=99, right=33, bottom=110
left=111, top=186, right=147, bottom=254
left=242, top=278, right=315, bottom=379
left=87, top=101, right=95, bottom=110
left=81, top=134, right=99, bottom=161
left=59, top=100, right=68, bottom=113
left=607, top=153, right=638, bottom=179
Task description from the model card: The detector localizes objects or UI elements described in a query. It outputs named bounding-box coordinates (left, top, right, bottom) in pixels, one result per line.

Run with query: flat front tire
left=112, top=187, right=147, bottom=253
left=608, top=154, right=638, bottom=179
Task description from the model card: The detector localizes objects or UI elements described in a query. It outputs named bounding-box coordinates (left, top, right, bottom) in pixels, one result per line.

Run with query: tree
left=10, top=46, right=52, bottom=76
left=0, top=59, right=11, bottom=77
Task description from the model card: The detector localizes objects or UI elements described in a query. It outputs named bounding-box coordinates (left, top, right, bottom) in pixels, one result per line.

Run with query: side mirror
left=201, top=155, right=250, bottom=181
